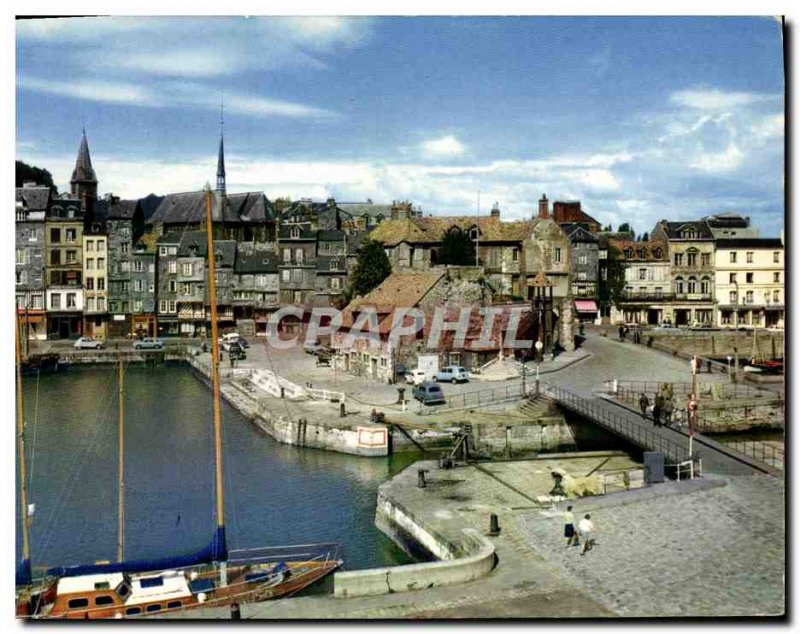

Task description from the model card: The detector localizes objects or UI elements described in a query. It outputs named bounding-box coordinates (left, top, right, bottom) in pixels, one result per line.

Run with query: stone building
left=651, top=220, right=715, bottom=326
left=130, top=233, right=158, bottom=338
left=714, top=238, right=784, bottom=329
left=105, top=198, right=145, bottom=337
left=278, top=223, right=317, bottom=305
left=279, top=198, right=340, bottom=232
left=15, top=183, right=49, bottom=341
left=232, top=243, right=279, bottom=337
left=314, top=229, right=349, bottom=307
left=608, top=239, right=671, bottom=325
left=562, top=223, right=600, bottom=322
left=155, top=233, right=181, bottom=336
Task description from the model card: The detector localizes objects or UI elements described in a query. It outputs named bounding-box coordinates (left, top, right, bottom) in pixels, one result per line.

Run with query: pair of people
left=563, top=506, right=595, bottom=554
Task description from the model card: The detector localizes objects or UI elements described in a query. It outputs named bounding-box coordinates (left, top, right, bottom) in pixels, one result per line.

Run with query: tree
left=16, top=160, right=58, bottom=194
left=438, top=228, right=476, bottom=266
left=641, top=231, right=649, bottom=242
left=349, top=239, right=392, bottom=298
left=618, top=222, right=634, bottom=236
left=602, top=245, right=627, bottom=309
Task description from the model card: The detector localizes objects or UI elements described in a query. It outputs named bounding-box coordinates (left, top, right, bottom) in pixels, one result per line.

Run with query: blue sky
left=16, top=16, right=785, bottom=236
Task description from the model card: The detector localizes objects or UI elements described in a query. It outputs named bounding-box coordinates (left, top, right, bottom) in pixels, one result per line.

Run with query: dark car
left=237, top=336, right=250, bottom=349
left=228, top=342, right=247, bottom=360
left=412, top=381, right=446, bottom=405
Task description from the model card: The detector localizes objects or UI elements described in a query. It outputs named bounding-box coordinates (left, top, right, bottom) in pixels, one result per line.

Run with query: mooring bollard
left=340, top=402, right=346, bottom=418
left=488, top=513, right=501, bottom=536
left=230, top=602, right=241, bottom=620
left=417, top=469, right=429, bottom=488
left=280, top=386, right=285, bottom=399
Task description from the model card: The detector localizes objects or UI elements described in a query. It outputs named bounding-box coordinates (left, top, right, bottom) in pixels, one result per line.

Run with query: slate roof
left=279, top=224, right=317, bottom=240
left=368, top=216, right=532, bottom=246
left=337, top=202, right=392, bottom=218
left=175, top=232, right=236, bottom=266
left=714, top=238, right=783, bottom=249
left=235, top=251, right=278, bottom=273
left=148, top=191, right=274, bottom=226
left=702, top=212, right=751, bottom=228
left=318, top=229, right=347, bottom=242
left=106, top=199, right=140, bottom=220
left=609, top=239, right=669, bottom=261
left=656, top=220, right=714, bottom=240
left=138, top=194, right=165, bottom=221
left=16, top=186, right=51, bottom=212
left=71, top=131, right=97, bottom=184
left=562, top=223, right=599, bottom=243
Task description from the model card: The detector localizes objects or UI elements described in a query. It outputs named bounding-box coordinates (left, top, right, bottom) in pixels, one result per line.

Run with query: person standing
left=618, top=324, right=625, bottom=341
left=578, top=514, right=595, bottom=555
left=563, top=505, right=579, bottom=547
left=639, top=392, right=650, bottom=419
left=662, top=397, right=674, bottom=427
left=653, top=393, right=663, bottom=426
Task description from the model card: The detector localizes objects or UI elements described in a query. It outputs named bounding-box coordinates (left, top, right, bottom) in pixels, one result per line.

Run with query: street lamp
left=726, top=355, right=732, bottom=380
left=732, top=281, right=740, bottom=380
left=534, top=338, right=544, bottom=395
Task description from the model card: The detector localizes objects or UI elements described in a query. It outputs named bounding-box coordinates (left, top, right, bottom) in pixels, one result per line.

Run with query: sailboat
left=17, top=186, right=342, bottom=619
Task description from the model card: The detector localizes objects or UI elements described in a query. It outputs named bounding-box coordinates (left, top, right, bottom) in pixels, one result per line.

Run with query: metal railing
left=719, top=440, right=784, bottom=471
left=419, top=382, right=526, bottom=415
left=542, top=382, right=689, bottom=462
left=614, top=380, right=779, bottom=402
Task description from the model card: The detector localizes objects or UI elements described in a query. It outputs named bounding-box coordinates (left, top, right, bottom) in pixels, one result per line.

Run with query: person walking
left=578, top=514, right=595, bottom=555
left=653, top=393, right=663, bottom=426
left=618, top=324, right=625, bottom=341
left=639, top=392, right=650, bottom=419
left=563, top=505, right=579, bottom=547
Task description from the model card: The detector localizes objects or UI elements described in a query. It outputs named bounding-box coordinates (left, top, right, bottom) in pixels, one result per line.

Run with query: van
left=413, top=381, right=446, bottom=405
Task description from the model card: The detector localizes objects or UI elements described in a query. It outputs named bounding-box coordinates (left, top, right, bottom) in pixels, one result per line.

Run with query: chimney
left=538, top=194, right=549, bottom=220
left=391, top=201, right=411, bottom=221
left=490, top=202, right=500, bottom=219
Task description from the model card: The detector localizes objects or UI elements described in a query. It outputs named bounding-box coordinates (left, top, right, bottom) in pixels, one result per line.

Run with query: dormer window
left=330, top=258, right=340, bottom=271
left=624, top=248, right=634, bottom=259
left=291, top=226, right=301, bottom=239
left=653, top=248, right=662, bottom=259
left=468, top=227, right=479, bottom=240
left=637, top=248, right=646, bottom=259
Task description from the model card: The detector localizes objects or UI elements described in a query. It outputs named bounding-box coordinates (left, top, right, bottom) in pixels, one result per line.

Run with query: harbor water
left=16, top=364, right=414, bottom=578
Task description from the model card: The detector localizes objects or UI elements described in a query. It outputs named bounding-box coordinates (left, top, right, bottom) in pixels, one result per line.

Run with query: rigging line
left=27, top=369, right=41, bottom=500
left=35, top=369, right=119, bottom=562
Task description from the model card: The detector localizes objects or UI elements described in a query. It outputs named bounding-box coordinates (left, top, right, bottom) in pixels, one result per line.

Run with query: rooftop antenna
left=476, top=189, right=481, bottom=266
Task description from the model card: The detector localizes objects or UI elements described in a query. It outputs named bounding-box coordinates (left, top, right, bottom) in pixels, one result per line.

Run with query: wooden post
left=117, top=356, right=125, bottom=562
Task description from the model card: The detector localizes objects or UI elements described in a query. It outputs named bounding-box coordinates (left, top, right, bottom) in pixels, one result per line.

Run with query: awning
left=574, top=300, right=598, bottom=312
left=24, top=315, right=44, bottom=324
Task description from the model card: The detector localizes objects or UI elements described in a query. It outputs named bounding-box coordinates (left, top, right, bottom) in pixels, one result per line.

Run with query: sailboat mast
left=204, top=185, right=226, bottom=546
left=16, top=309, right=32, bottom=583
left=117, top=356, right=125, bottom=562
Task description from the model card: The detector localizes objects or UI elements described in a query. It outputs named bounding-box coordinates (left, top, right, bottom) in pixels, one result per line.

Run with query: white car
left=405, top=369, right=430, bottom=385
left=73, top=336, right=105, bottom=350
left=218, top=333, right=241, bottom=351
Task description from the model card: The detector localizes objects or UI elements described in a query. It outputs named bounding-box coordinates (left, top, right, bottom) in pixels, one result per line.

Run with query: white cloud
left=689, top=143, right=744, bottom=173
left=669, top=88, right=779, bottom=111
left=18, top=76, right=336, bottom=119
left=420, top=135, right=467, bottom=158
left=750, top=114, right=784, bottom=141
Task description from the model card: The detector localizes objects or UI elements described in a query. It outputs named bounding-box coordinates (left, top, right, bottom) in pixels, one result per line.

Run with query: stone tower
left=70, top=128, right=98, bottom=207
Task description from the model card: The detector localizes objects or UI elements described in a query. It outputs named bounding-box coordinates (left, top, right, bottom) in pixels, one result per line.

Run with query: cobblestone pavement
left=516, top=474, right=785, bottom=617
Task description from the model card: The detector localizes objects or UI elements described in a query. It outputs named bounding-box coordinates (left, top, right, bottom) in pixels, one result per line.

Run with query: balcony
left=620, top=291, right=675, bottom=302
left=673, top=293, right=712, bottom=302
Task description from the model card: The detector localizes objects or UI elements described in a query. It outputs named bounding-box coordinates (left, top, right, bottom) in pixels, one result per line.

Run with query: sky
left=15, top=16, right=785, bottom=236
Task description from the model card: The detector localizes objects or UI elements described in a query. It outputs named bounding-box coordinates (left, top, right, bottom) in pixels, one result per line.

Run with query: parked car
left=405, top=368, right=430, bottom=385
left=73, top=336, right=104, bottom=350
left=134, top=337, right=164, bottom=350
left=228, top=341, right=247, bottom=360
left=237, top=336, right=250, bottom=349
left=218, top=332, right=242, bottom=351
left=435, top=365, right=469, bottom=384
left=413, top=381, right=446, bottom=405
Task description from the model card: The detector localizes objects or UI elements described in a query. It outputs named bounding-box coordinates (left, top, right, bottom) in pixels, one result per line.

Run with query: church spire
left=216, top=100, right=226, bottom=195
left=70, top=127, right=98, bottom=204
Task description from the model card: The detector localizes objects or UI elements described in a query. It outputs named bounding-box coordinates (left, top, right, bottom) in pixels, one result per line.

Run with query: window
left=134, top=280, right=144, bottom=292
left=688, top=277, right=697, bottom=294
left=98, top=298, right=105, bottom=311
left=295, top=248, right=304, bottom=263
left=653, top=247, right=662, bottom=259
left=86, top=278, right=94, bottom=290
left=98, top=278, right=105, bottom=291
left=182, top=262, right=193, bottom=276
left=773, top=290, right=780, bottom=303
left=330, top=258, right=340, bottom=271
left=134, top=261, right=143, bottom=272
left=121, top=261, right=130, bottom=272
left=675, top=277, right=684, bottom=294
left=674, top=253, right=683, bottom=266
left=16, top=249, right=25, bottom=265
left=167, top=601, right=182, bottom=610
left=729, top=291, right=737, bottom=304
left=159, top=300, right=167, bottom=313
left=121, top=243, right=129, bottom=254
left=654, top=287, right=663, bottom=297
left=638, top=268, right=647, bottom=281
left=51, top=294, right=61, bottom=309
left=28, top=228, right=38, bottom=242
left=774, top=251, right=780, bottom=263
left=554, top=247, right=562, bottom=263
left=169, top=280, right=177, bottom=293
left=746, top=252, right=753, bottom=263
left=579, top=254, right=588, bottom=265
left=256, top=274, right=267, bottom=287
left=729, top=252, right=737, bottom=263
left=97, top=258, right=105, bottom=270
left=97, top=240, right=105, bottom=252
left=745, top=290, right=753, bottom=304
left=66, top=250, right=77, bottom=264
left=168, top=246, right=177, bottom=256
left=159, top=246, right=168, bottom=256
left=168, top=261, right=177, bottom=274
left=774, top=272, right=781, bottom=283
left=293, top=291, right=302, bottom=303
left=330, top=277, right=341, bottom=289
left=16, top=270, right=26, bottom=285
left=292, top=269, right=302, bottom=282
left=281, top=270, right=290, bottom=282
left=745, top=272, right=754, bottom=284
left=283, top=249, right=291, bottom=263
left=86, top=240, right=94, bottom=252
left=50, top=250, right=61, bottom=266
left=181, top=283, right=191, bottom=295
left=721, top=311, right=732, bottom=325
left=512, top=248, right=519, bottom=262
left=729, top=272, right=737, bottom=284
left=291, top=226, right=301, bottom=239
left=50, top=228, right=61, bottom=243
left=168, top=300, right=176, bottom=313
left=701, top=253, right=710, bottom=267
left=122, top=281, right=130, bottom=293
left=126, top=607, right=142, bottom=616
left=31, top=295, right=43, bottom=310
left=67, top=293, right=76, bottom=308
left=146, top=604, right=162, bottom=613
left=133, top=300, right=142, bottom=312
left=67, top=598, right=89, bottom=609
left=687, top=251, right=697, bottom=267
left=624, top=248, right=634, bottom=259
left=65, top=228, right=76, bottom=243
left=87, top=258, right=94, bottom=270
left=701, top=278, right=710, bottom=294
